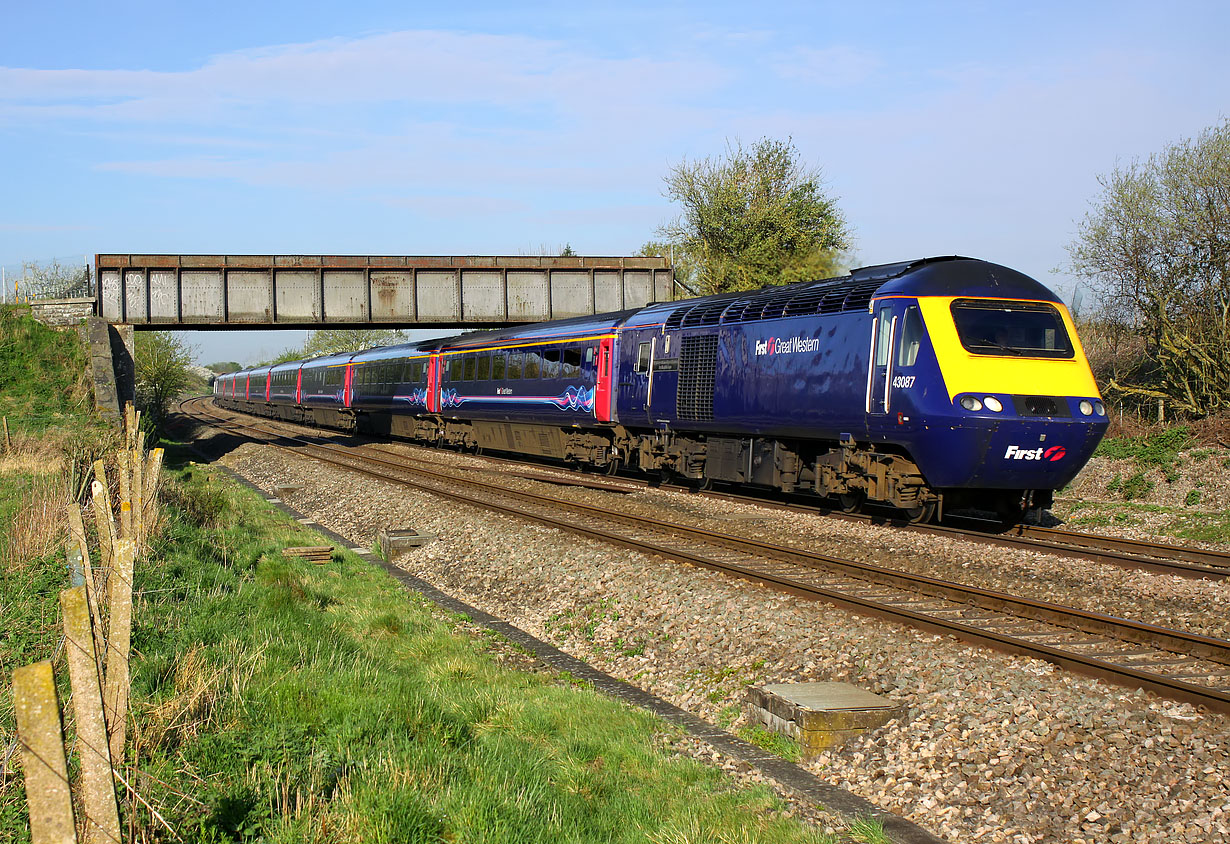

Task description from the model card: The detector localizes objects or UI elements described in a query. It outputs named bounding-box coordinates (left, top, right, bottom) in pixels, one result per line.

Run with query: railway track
left=183, top=398, right=1230, bottom=713
left=197, top=399, right=1230, bottom=581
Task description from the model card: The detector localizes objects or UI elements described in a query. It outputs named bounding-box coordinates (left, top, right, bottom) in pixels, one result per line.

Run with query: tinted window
left=562, top=347, right=582, bottom=379
left=898, top=306, right=925, bottom=367
left=542, top=348, right=560, bottom=378
left=523, top=349, right=542, bottom=379
left=636, top=342, right=651, bottom=372
left=463, top=354, right=476, bottom=381
left=411, top=360, right=424, bottom=382
left=491, top=352, right=506, bottom=380
left=950, top=299, right=1074, bottom=359
left=875, top=308, right=893, bottom=367
left=476, top=354, right=491, bottom=381
left=507, top=352, right=523, bottom=379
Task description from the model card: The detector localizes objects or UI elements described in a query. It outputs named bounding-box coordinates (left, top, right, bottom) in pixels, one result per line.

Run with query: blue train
left=214, top=256, right=1108, bottom=522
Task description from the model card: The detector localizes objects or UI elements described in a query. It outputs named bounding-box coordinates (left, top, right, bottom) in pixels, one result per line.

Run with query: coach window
left=491, top=352, right=506, bottom=380
left=411, top=360, right=424, bottom=383
left=635, top=342, right=651, bottom=373
left=443, top=359, right=453, bottom=382
left=476, top=353, right=491, bottom=381
left=562, top=347, right=582, bottom=379
left=524, top=348, right=542, bottom=379
left=507, top=351, right=523, bottom=379
left=463, top=354, right=476, bottom=381
left=543, top=348, right=561, bottom=379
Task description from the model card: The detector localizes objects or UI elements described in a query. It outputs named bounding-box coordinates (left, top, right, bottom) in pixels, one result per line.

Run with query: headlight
left=960, top=396, right=983, bottom=411
left=984, top=397, right=1003, bottom=412
left=1079, top=400, right=1094, bottom=416
left=1093, top=401, right=1106, bottom=417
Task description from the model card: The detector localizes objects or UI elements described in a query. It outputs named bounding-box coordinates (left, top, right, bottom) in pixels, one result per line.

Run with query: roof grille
left=662, top=274, right=890, bottom=330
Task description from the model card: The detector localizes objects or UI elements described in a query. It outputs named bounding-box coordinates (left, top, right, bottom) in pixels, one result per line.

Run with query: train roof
left=299, top=350, right=357, bottom=370
left=440, top=310, right=639, bottom=351
left=628, top=256, right=1062, bottom=331
left=350, top=340, right=440, bottom=364
left=872, top=257, right=1063, bottom=302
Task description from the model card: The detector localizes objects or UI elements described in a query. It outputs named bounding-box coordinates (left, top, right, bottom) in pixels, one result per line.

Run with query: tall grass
left=119, top=458, right=835, bottom=844
left=0, top=470, right=66, bottom=570
left=0, top=307, right=96, bottom=432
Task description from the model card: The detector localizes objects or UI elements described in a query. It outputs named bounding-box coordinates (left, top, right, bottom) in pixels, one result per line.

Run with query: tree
left=1067, top=119, right=1230, bottom=417
left=135, top=332, right=198, bottom=431
left=205, top=361, right=242, bottom=375
left=657, top=137, right=851, bottom=295
left=15, top=259, right=90, bottom=301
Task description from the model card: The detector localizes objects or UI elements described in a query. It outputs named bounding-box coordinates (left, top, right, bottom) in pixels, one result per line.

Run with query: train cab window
left=874, top=308, right=893, bottom=367
left=463, top=355, right=476, bottom=381
left=898, top=306, right=925, bottom=367
left=476, top=354, right=490, bottom=381
left=635, top=342, right=651, bottom=373
left=491, top=352, right=506, bottom=380
left=524, top=349, right=542, bottom=379
left=542, top=348, right=560, bottom=379
left=507, top=352, right=523, bottom=379
left=561, top=348, right=582, bottom=379
left=950, top=299, right=1074, bottom=359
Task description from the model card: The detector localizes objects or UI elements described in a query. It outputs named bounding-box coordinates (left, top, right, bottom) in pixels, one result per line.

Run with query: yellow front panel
left=914, top=296, right=1101, bottom=400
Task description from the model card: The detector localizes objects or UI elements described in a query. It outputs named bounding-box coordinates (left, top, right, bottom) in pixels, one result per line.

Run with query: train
left=213, top=256, right=1108, bottom=523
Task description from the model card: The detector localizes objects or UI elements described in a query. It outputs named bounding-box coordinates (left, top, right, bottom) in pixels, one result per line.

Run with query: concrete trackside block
left=747, top=682, right=904, bottom=757
left=378, top=528, right=435, bottom=559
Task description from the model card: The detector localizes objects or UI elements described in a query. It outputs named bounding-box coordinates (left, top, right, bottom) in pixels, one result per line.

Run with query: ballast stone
left=747, top=682, right=904, bottom=757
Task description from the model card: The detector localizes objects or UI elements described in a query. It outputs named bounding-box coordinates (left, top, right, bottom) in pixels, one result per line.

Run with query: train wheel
left=904, top=501, right=937, bottom=524
left=838, top=491, right=865, bottom=513
left=605, top=458, right=622, bottom=476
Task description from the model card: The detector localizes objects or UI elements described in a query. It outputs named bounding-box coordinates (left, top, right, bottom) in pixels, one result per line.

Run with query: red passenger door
left=295, top=369, right=303, bottom=404
left=595, top=337, right=615, bottom=422
left=427, top=354, right=441, bottom=412
left=343, top=364, right=354, bottom=408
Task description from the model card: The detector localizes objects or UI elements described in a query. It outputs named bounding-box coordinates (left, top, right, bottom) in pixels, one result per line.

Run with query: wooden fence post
left=116, top=452, right=131, bottom=539
left=132, top=440, right=144, bottom=548
left=13, top=662, right=77, bottom=844
left=90, top=480, right=116, bottom=579
left=143, top=447, right=164, bottom=525
left=66, top=506, right=106, bottom=670
left=61, top=587, right=121, bottom=844
left=103, top=539, right=135, bottom=767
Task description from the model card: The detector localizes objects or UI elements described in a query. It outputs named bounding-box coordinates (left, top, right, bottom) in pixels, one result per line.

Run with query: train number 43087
left=891, top=375, right=916, bottom=388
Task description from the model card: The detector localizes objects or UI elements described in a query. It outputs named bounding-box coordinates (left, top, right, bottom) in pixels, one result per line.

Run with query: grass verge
left=108, top=454, right=836, bottom=843
left=1053, top=498, right=1230, bottom=545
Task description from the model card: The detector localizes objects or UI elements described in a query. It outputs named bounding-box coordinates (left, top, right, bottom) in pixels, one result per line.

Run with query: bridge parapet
left=96, top=254, right=674, bottom=328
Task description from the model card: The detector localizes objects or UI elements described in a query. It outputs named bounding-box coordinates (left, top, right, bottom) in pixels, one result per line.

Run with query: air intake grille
left=678, top=334, right=719, bottom=422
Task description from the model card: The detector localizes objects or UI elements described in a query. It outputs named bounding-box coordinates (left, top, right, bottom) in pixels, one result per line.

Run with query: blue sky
left=2, top=1, right=1227, bottom=365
